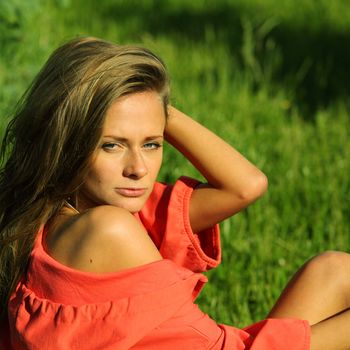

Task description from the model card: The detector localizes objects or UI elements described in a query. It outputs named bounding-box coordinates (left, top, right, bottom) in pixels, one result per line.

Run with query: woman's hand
left=164, top=106, right=268, bottom=232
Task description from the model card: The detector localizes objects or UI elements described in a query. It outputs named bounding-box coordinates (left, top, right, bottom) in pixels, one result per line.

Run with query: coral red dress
left=2, top=177, right=310, bottom=349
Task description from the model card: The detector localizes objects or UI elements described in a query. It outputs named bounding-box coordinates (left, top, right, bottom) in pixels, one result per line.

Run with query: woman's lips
left=115, top=188, right=147, bottom=197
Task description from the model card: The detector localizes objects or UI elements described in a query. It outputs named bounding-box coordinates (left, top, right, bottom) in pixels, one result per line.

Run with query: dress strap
left=64, top=200, right=80, bottom=214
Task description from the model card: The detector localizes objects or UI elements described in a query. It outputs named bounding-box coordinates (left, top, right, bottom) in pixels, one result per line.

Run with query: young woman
left=1, top=36, right=350, bottom=350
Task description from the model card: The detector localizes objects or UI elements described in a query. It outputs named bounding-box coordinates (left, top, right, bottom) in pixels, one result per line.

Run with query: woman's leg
left=310, top=310, right=350, bottom=350
left=268, top=251, right=350, bottom=350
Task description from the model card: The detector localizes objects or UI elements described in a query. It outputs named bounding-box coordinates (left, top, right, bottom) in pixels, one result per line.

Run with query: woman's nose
left=122, top=151, right=148, bottom=179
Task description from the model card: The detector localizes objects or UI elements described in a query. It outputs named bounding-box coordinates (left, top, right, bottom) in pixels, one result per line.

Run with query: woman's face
left=78, top=91, right=166, bottom=213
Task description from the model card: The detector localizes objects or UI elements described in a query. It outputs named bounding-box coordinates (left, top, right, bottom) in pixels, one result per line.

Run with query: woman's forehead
left=102, top=91, right=166, bottom=136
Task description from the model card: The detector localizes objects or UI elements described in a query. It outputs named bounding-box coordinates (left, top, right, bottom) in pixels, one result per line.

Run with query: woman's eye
left=143, top=142, right=162, bottom=150
left=102, top=143, right=120, bottom=150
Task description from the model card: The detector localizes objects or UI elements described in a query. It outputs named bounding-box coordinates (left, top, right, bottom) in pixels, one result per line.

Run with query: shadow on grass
left=97, top=1, right=350, bottom=119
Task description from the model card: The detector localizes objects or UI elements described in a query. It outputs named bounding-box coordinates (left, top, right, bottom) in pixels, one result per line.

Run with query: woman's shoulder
left=83, top=205, right=142, bottom=232
left=46, top=205, right=140, bottom=250
left=46, top=205, right=161, bottom=274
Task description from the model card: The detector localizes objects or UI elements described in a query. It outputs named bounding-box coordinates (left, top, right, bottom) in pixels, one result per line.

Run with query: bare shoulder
left=47, top=205, right=161, bottom=274
left=84, top=205, right=144, bottom=234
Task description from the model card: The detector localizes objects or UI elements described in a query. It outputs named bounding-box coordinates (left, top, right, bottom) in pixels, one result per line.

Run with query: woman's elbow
left=240, top=172, right=268, bottom=203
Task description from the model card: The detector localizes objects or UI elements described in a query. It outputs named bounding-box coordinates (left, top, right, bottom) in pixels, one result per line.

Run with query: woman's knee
left=303, top=251, right=350, bottom=289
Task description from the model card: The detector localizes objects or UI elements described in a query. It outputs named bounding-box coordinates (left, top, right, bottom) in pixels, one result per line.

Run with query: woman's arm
left=164, top=106, right=268, bottom=232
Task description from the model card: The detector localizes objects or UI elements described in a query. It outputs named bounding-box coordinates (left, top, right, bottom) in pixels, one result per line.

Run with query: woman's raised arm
left=164, top=106, right=268, bottom=232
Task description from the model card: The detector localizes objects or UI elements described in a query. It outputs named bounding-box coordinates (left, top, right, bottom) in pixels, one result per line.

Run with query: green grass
left=1, top=0, right=350, bottom=328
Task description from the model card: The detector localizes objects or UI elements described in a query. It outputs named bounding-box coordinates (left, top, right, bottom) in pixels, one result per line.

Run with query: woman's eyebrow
left=144, top=135, right=164, bottom=141
left=102, top=135, right=164, bottom=141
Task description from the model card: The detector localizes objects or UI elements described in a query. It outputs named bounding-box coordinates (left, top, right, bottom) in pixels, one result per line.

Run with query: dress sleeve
left=139, top=176, right=221, bottom=272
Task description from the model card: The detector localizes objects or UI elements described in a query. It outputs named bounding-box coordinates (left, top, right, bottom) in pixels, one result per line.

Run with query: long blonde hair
left=0, top=37, right=169, bottom=315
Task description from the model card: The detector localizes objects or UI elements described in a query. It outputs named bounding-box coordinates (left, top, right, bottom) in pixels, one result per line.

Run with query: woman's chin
left=108, top=198, right=147, bottom=213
